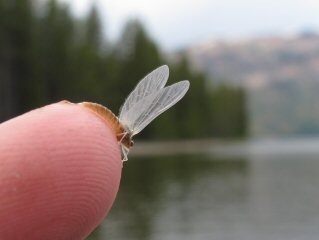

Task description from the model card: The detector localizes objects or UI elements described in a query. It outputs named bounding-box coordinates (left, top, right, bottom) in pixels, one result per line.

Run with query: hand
left=0, top=102, right=122, bottom=239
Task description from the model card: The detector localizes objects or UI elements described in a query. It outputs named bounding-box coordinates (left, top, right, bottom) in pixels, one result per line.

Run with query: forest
left=0, top=0, right=247, bottom=140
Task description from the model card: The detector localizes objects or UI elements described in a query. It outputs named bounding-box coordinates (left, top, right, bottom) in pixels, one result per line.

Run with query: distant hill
left=185, top=34, right=319, bottom=137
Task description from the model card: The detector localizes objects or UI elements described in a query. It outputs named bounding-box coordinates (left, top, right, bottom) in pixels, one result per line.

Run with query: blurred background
left=2, top=0, right=319, bottom=239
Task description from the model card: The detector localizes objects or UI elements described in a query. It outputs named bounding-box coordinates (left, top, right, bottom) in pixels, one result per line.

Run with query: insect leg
left=117, top=131, right=128, bottom=143
left=121, top=144, right=129, bottom=161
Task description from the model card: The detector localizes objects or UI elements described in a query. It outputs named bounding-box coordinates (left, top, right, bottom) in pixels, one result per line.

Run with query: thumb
left=0, top=101, right=122, bottom=240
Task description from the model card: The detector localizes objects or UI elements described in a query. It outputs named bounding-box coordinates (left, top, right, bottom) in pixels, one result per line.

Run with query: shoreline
left=130, top=138, right=245, bottom=157
left=129, top=137, right=319, bottom=158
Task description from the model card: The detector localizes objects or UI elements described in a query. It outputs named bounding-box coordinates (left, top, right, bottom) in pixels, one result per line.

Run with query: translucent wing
left=119, top=65, right=169, bottom=118
left=120, top=80, right=190, bottom=136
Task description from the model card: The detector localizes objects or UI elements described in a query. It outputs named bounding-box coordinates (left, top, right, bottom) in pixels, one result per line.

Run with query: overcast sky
left=59, top=0, right=319, bottom=50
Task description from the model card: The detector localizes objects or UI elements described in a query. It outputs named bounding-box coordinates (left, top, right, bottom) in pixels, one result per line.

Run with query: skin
left=0, top=102, right=122, bottom=240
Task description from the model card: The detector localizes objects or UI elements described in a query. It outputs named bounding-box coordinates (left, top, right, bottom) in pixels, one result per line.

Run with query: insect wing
left=121, top=80, right=190, bottom=136
left=119, top=65, right=169, bottom=119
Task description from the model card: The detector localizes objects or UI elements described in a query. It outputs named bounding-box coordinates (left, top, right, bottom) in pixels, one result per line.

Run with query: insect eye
left=130, top=141, right=134, bottom=147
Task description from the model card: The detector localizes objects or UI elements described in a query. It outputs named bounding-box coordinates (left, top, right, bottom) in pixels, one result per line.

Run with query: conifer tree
left=71, top=5, right=106, bottom=103
left=0, top=0, right=33, bottom=120
left=115, top=20, right=163, bottom=108
left=34, top=0, right=74, bottom=103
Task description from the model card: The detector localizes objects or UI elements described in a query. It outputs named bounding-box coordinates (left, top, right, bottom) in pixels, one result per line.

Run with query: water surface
left=88, top=138, right=319, bottom=240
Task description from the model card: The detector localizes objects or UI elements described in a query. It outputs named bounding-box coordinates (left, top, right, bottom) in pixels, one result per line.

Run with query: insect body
left=79, top=65, right=190, bottom=161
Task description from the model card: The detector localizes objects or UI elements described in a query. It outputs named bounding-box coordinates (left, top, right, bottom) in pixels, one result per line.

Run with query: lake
left=88, top=138, right=319, bottom=240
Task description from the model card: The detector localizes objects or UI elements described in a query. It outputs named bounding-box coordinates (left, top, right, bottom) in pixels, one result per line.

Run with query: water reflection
left=247, top=155, right=319, bottom=240
left=88, top=154, right=249, bottom=240
left=88, top=149, right=319, bottom=240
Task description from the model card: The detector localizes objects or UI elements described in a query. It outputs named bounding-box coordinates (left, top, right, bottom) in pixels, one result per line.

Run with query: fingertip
left=0, top=102, right=122, bottom=239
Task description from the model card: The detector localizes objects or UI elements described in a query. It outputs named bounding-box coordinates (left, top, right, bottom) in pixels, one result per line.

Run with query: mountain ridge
left=185, top=34, right=319, bottom=137
left=186, top=34, right=319, bottom=89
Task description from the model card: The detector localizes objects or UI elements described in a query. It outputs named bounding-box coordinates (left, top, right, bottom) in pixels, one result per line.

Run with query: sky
left=59, top=0, right=319, bottom=51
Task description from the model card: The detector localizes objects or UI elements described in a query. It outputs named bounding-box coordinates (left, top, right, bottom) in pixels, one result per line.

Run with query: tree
left=32, top=0, right=74, bottom=104
left=113, top=20, right=164, bottom=113
left=0, top=0, right=248, bottom=140
left=0, top=0, right=33, bottom=121
left=70, top=5, right=107, bottom=102
left=209, top=85, right=247, bottom=138
left=166, top=57, right=211, bottom=139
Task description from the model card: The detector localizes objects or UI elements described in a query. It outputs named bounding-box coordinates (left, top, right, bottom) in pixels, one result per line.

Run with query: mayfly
left=79, top=65, right=190, bottom=161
